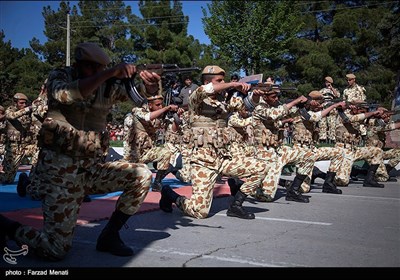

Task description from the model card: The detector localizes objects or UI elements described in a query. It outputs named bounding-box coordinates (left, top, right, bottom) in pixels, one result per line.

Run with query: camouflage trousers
left=15, top=148, right=152, bottom=260
left=254, top=144, right=315, bottom=199
left=0, top=142, right=38, bottom=184
left=137, top=146, right=172, bottom=171
left=375, top=148, right=400, bottom=181
left=334, top=143, right=383, bottom=186
left=300, top=146, right=345, bottom=192
left=176, top=146, right=267, bottom=219
left=318, top=114, right=336, bottom=142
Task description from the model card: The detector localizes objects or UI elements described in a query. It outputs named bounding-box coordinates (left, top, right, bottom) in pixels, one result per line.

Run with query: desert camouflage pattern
left=318, top=87, right=340, bottom=142
left=14, top=67, right=152, bottom=260
left=124, top=106, right=172, bottom=170
left=334, top=109, right=384, bottom=185
left=374, top=148, right=400, bottom=181
left=250, top=102, right=316, bottom=198
left=365, top=120, right=399, bottom=181
left=173, top=111, right=192, bottom=182
left=288, top=112, right=344, bottom=192
left=343, top=84, right=366, bottom=103
left=0, top=105, right=35, bottom=183
left=122, top=113, right=134, bottom=160
left=175, top=83, right=267, bottom=219
left=15, top=149, right=152, bottom=260
left=227, top=111, right=254, bottom=157
left=343, top=84, right=367, bottom=137
left=300, top=146, right=345, bottom=192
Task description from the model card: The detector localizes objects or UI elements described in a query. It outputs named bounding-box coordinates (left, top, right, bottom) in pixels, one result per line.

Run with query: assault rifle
left=122, top=64, right=201, bottom=106
left=250, top=83, right=297, bottom=93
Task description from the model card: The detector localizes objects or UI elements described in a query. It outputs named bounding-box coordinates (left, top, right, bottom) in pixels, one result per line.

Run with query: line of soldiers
left=122, top=66, right=399, bottom=221
left=1, top=41, right=399, bottom=262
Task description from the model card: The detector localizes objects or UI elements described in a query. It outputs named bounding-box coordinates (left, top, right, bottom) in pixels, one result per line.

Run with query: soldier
left=290, top=91, right=347, bottom=195
left=159, top=65, right=269, bottom=219
left=0, top=93, right=35, bottom=184
left=123, top=95, right=180, bottom=191
left=334, top=102, right=385, bottom=188
left=251, top=90, right=332, bottom=203
left=0, top=42, right=160, bottom=260
left=343, top=73, right=367, bottom=142
left=364, top=109, right=400, bottom=182
left=319, top=76, right=340, bottom=143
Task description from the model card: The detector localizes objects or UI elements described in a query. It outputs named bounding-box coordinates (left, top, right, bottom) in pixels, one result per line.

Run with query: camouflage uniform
left=122, top=112, right=134, bottom=160
left=251, top=102, right=316, bottom=199
left=291, top=109, right=345, bottom=193
left=13, top=66, right=152, bottom=260
left=124, top=105, right=173, bottom=170
left=365, top=119, right=400, bottom=181
left=165, top=110, right=192, bottom=183
left=27, top=82, right=49, bottom=168
left=174, top=83, right=267, bottom=219
left=319, top=86, right=340, bottom=143
left=334, top=110, right=383, bottom=186
left=343, top=82, right=367, bottom=139
left=0, top=104, right=35, bottom=184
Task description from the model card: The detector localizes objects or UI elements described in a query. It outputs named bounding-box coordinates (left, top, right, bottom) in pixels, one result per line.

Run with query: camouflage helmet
left=13, top=93, right=28, bottom=101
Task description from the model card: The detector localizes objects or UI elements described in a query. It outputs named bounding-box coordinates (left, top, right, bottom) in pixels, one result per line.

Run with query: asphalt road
left=1, top=177, right=399, bottom=272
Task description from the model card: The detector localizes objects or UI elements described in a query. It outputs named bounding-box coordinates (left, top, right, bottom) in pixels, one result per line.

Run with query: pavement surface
left=1, top=171, right=399, bottom=272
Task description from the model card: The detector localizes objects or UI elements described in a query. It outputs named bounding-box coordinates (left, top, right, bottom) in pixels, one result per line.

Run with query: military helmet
left=13, top=93, right=28, bottom=101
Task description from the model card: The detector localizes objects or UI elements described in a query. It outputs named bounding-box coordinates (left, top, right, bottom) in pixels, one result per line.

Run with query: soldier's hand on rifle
left=167, top=104, right=179, bottom=112
left=335, top=101, right=347, bottom=109
left=177, top=107, right=185, bottom=116
left=295, top=95, right=308, bottom=105
left=139, top=70, right=161, bottom=95
left=112, top=63, right=137, bottom=79
left=252, top=89, right=267, bottom=96
left=231, top=82, right=252, bottom=94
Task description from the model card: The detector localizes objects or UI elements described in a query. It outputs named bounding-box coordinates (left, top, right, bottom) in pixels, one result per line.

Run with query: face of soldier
left=263, top=93, right=279, bottom=107
left=78, top=61, right=106, bottom=78
left=148, top=100, right=163, bottom=112
left=347, top=78, right=355, bottom=87
left=16, top=99, right=28, bottom=110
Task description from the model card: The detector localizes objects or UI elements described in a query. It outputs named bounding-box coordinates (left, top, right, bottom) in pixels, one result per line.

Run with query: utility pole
left=66, top=10, right=70, bottom=66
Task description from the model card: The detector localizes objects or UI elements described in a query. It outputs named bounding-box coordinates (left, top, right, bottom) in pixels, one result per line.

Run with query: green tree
left=202, top=0, right=301, bottom=75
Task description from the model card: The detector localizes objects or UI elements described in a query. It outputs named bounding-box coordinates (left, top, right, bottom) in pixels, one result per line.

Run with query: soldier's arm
left=5, top=107, right=32, bottom=120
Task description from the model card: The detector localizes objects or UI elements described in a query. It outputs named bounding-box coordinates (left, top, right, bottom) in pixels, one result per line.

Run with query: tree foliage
left=1, top=0, right=399, bottom=117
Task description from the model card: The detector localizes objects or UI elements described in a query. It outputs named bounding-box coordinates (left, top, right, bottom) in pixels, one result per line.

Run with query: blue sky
left=0, top=0, right=211, bottom=50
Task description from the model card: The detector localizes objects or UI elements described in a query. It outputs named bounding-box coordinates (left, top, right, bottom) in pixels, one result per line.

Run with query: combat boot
left=0, top=214, right=21, bottom=248
left=151, top=169, right=168, bottom=192
left=285, top=174, right=310, bottom=203
left=311, top=166, right=326, bottom=184
left=227, top=177, right=244, bottom=196
left=363, top=164, right=384, bottom=188
left=322, top=172, right=342, bottom=194
left=159, top=185, right=181, bottom=213
left=17, top=172, right=30, bottom=197
left=385, top=164, right=398, bottom=182
left=226, top=190, right=255, bottom=219
left=96, top=210, right=134, bottom=256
